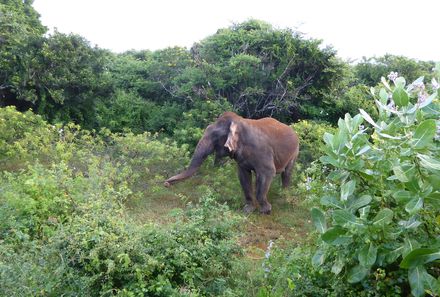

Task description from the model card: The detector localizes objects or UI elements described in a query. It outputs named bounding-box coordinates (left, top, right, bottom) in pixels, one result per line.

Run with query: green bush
left=0, top=107, right=244, bottom=296
left=173, top=99, right=232, bottom=149
left=292, top=120, right=336, bottom=168
left=309, top=73, right=440, bottom=296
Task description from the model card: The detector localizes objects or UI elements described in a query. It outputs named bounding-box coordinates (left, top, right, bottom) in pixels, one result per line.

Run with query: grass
left=126, top=166, right=313, bottom=269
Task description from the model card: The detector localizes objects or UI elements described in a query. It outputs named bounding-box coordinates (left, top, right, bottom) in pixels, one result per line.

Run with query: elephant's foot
left=259, top=203, right=272, bottom=215
left=243, top=203, right=256, bottom=214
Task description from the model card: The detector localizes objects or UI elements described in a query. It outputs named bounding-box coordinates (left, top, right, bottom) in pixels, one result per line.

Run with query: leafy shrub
left=0, top=106, right=56, bottom=164
left=173, top=99, right=232, bottom=149
left=0, top=107, right=243, bottom=296
left=292, top=120, right=336, bottom=168
left=309, top=73, right=440, bottom=296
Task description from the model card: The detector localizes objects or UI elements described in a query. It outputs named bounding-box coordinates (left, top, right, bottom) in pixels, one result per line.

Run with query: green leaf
left=358, top=243, right=377, bottom=268
left=408, top=266, right=425, bottom=297
left=405, top=197, right=423, bottom=215
left=393, top=86, right=409, bottom=107
left=355, top=145, right=371, bottom=156
left=359, top=206, right=370, bottom=219
left=381, top=76, right=392, bottom=91
left=395, top=77, right=406, bottom=88
left=341, top=180, right=356, bottom=201
left=323, top=132, right=334, bottom=146
left=403, top=238, right=420, bottom=258
left=312, top=249, right=325, bottom=267
left=423, top=270, right=440, bottom=296
left=392, top=165, right=414, bottom=183
left=372, top=208, right=393, bottom=226
left=328, top=170, right=350, bottom=182
left=321, top=227, right=350, bottom=245
left=348, top=195, right=372, bottom=211
left=379, top=88, right=388, bottom=103
left=319, top=155, right=339, bottom=167
left=392, top=190, right=412, bottom=204
left=359, top=109, right=380, bottom=129
left=311, top=207, right=327, bottom=234
left=417, top=153, right=440, bottom=171
left=331, top=256, right=345, bottom=275
left=425, top=192, right=440, bottom=207
left=320, top=195, right=343, bottom=209
left=398, top=216, right=422, bottom=229
left=412, top=119, right=436, bottom=149
left=333, top=209, right=360, bottom=226
left=400, top=248, right=440, bottom=269
left=347, top=265, right=369, bottom=283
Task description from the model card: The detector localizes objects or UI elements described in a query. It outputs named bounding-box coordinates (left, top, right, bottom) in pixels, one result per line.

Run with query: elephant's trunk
left=164, top=134, right=214, bottom=186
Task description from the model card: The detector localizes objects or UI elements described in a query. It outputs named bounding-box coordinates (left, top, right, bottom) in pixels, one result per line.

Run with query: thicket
left=257, top=73, right=440, bottom=296
left=2, top=0, right=435, bottom=136
left=2, top=1, right=439, bottom=296
left=0, top=106, right=246, bottom=296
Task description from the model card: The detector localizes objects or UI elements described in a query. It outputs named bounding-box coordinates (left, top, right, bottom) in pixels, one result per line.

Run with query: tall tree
left=189, top=20, right=347, bottom=121
left=0, top=0, right=46, bottom=109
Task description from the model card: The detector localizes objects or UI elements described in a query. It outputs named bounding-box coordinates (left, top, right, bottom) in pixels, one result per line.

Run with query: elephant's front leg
left=256, top=169, right=275, bottom=214
left=238, top=166, right=256, bottom=214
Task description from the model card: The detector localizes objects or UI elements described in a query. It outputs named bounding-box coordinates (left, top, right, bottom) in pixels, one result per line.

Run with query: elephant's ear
left=225, top=122, right=238, bottom=152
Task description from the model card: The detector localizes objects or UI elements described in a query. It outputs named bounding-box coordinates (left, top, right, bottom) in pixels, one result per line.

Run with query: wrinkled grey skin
left=165, top=112, right=300, bottom=214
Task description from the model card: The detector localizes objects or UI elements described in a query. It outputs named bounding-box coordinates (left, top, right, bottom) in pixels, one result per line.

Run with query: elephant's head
left=164, top=112, right=240, bottom=186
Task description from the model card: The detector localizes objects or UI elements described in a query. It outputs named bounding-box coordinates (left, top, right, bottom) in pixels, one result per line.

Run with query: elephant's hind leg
left=281, top=158, right=295, bottom=188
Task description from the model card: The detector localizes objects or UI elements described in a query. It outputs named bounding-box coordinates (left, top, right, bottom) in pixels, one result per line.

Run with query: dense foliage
left=1, top=1, right=439, bottom=296
left=5, top=0, right=435, bottom=133
left=0, top=106, right=245, bottom=296
left=258, top=74, right=440, bottom=297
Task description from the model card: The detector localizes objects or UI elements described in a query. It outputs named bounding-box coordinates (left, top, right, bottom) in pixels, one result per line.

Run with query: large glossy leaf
left=392, top=190, right=412, bottom=204
left=417, top=153, right=440, bottom=171
left=405, top=197, right=423, bottom=214
left=331, top=256, right=345, bottom=275
left=348, top=195, right=372, bottom=211
left=393, top=86, right=409, bottom=107
left=408, top=266, right=425, bottom=297
left=379, top=88, right=388, bottom=102
left=372, top=208, right=393, bottom=226
left=347, top=264, right=369, bottom=283
left=341, top=180, right=356, bottom=201
left=424, top=270, right=440, bottom=296
left=425, top=192, right=440, bottom=207
left=392, top=165, right=415, bottom=183
left=412, top=119, right=436, bottom=149
left=355, top=145, right=371, bottom=156
left=319, top=155, right=339, bottom=167
left=400, top=248, right=440, bottom=269
left=333, top=209, right=360, bottom=226
left=321, top=227, right=350, bottom=245
left=403, top=238, right=420, bottom=258
left=358, top=243, right=377, bottom=268
left=320, top=195, right=343, bottom=209
left=312, top=249, right=325, bottom=267
left=398, top=216, right=422, bottom=229
left=359, top=109, right=380, bottom=129
left=311, top=207, right=327, bottom=234
left=323, top=132, right=334, bottom=146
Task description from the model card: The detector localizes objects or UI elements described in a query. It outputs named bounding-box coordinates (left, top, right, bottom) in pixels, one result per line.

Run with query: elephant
left=164, top=111, right=299, bottom=214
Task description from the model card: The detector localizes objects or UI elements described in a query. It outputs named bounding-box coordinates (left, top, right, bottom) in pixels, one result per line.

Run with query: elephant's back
left=245, top=117, right=299, bottom=171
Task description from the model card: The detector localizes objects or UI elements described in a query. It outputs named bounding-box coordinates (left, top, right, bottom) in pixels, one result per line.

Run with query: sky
left=33, top=0, right=439, bottom=62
